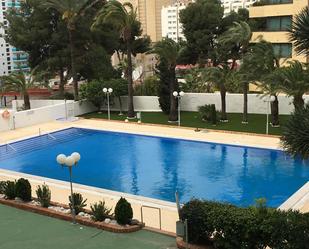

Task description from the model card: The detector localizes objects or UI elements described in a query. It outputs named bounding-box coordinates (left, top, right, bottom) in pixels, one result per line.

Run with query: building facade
left=118, top=0, right=173, bottom=42
left=161, top=1, right=193, bottom=41
left=0, top=0, right=29, bottom=77
left=249, top=0, right=309, bottom=63
left=222, top=0, right=257, bottom=15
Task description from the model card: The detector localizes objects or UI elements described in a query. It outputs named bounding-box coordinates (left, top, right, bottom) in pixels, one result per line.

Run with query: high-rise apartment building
left=0, top=0, right=29, bottom=76
left=222, top=0, right=257, bottom=15
left=118, top=0, right=173, bottom=42
left=161, top=1, right=193, bottom=41
left=249, top=0, right=308, bottom=64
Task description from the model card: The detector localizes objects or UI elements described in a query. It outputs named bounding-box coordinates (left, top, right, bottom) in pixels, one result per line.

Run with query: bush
left=281, top=105, right=309, bottom=159
left=69, top=193, right=87, bottom=214
left=0, top=181, right=6, bottom=194
left=114, top=197, right=133, bottom=225
left=90, top=201, right=113, bottom=221
left=134, top=76, right=159, bottom=96
left=198, top=104, right=218, bottom=125
left=50, top=92, right=74, bottom=100
left=3, top=181, right=16, bottom=200
left=15, top=178, right=32, bottom=201
left=36, top=184, right=51, bottom=208
left=180, top=199, right=309, bottom=248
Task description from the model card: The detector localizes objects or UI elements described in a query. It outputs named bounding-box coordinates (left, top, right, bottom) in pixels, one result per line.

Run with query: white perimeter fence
left=0, top=100, right=95, bottom=132
left=1, top=93, right=308, bottom=133
left=108, top=93, right=308, bottom=114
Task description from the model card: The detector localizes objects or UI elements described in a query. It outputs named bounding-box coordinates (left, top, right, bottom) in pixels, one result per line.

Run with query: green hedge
left=180, top=199, right=309, bottom=249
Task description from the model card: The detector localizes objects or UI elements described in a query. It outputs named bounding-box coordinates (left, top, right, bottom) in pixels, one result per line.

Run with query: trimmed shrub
left=3, top=181, right=16, bottom=199
left=198, top=104, right=218, bottom=125
left=36, top=184, right=51, bottom=208
left=90, top=201, right=113, bottom=221
left=114, top=197, right=133, bottom=225
left=15, top=178, right=32, bottom=201
left=0, top=181, right=6, bottom=194
left=181, top=199, right=309, bottom=249
left=69, top=193, right=87, bottom=214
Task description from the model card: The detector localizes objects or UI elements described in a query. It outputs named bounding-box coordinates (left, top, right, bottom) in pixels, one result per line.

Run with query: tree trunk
left=270, top=95, right=279, bottom=126
left=169, top=67, right=178, bottom=122
left=23, top=92, right=31, bottom=110
left=293, top=94, right=304, bottom=110
left=220, top=85, right=227, bottom=121
left=126, top=41, right=135, bottom=118
left=59, top=67, right=65, bottom=97
left=242, top=82, right=248, bottom=123
left=68, top=29, right=78, bottom=101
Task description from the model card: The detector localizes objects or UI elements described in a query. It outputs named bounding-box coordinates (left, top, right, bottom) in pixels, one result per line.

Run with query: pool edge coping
left=0, top=168, right=178, bottom=212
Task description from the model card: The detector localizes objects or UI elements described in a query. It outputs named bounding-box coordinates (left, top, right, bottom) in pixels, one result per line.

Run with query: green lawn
left=0, top=204, right=176, bottom=249
left=82, top=111, right=290, bottom=136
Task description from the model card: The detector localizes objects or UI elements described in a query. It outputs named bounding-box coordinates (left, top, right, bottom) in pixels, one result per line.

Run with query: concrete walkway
left=0, top=204, right=176, bottom=249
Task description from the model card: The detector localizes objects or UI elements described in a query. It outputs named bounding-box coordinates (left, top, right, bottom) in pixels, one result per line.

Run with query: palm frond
left=289, top=6, right=309, bottom=55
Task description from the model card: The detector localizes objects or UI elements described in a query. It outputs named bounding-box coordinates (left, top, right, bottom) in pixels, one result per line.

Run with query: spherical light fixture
left=173, top=91, right=178, bottom=97
left=71, top=152, right=81, bottom=164
left=108, top=88, right=113, bottom=93
left=179, top=91, right=185, bottom=97
left=65, top=155, right=75, bottom=167
left=103, top=88, right=108, bottom=93
left=56, top=154, right=66, bottom=165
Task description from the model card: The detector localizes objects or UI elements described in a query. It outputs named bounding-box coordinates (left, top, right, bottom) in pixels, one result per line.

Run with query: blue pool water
left=0, top=127, right=308, bottom=207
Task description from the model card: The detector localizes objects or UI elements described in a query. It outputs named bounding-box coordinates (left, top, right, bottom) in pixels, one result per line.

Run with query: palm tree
left=93, top=1, right=138, bottom=118
left=281, top=104, right=309, bottom=159
left=289, top=6, right=309, bottom=55
left=218, top=21, right=252, bottom=123
left=42, top=0, right=100, bottom=101
left=271, top=61, right=309, bottom=110
left=149, top=38, right=182, bottom=122
left=202, top=64, right=239, bottom=121
left=0, top=69, right=40, bottom=110
left=242, top=41, right=281, bottom=126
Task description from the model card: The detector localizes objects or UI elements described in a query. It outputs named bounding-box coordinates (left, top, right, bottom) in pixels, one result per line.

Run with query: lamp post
left=103, top=88, right=113, bottom=120
left=56, top=152, right=81, bottom=224
left=264, top=96, right=276, bottom=135
left=173, top=91, right=185, bottom=126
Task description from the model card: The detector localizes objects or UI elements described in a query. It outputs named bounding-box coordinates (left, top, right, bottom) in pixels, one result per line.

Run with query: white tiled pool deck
left=0, top=118, right=308, bottom=232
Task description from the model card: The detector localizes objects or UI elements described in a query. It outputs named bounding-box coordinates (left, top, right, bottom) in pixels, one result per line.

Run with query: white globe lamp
left=56, top=154, right=66, bottom=165
left=65, top=156, right=75, bottom=167
left=71, top=152, right=81, bottom=164
left=103, top=88, right=107, bottom=93
left=173, top=91, right=178, bottom=97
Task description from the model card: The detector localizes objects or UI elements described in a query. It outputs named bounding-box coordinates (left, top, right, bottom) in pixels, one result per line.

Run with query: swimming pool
left=0, top=127, right=308, bottom=207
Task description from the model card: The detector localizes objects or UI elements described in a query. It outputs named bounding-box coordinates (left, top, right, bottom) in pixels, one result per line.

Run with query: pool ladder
left=6, top=143, right=17, bottom=152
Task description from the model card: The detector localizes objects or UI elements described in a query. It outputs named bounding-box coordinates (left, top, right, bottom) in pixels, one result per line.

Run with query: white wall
left=108, top=93, right=309, bottom=115
left=1, top=93, right=308, bottom=133
left=12, top=99, right=67, bottom=111
left=0, top=100, right=96, bottom=133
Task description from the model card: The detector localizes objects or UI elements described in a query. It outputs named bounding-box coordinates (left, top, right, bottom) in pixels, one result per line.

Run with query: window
left=268, top=0, right=292, bottom=4
left=266, top=16, right=292, bottom=31
left=272, top=43, right=292, bottom=58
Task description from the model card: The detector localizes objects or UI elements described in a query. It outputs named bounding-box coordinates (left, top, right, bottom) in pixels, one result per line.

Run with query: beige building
left=249, top=0, right=309, bottom=64
left=118, top=0, right=173, bottom=42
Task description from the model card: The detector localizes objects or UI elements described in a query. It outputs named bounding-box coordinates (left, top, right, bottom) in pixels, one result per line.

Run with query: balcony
left=249, top=0, right=307, bottom=17
left=12, top=56, right=28, bottom=61
left=252, top=0, right=293, bottom=7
